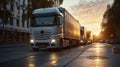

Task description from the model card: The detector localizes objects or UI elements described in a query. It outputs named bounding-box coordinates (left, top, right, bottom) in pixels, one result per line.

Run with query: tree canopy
left=26, top=0, right=63, bottom=20
left=31, top=0, right=63, bottom=10
left=101, top=0, right=120, bottom=39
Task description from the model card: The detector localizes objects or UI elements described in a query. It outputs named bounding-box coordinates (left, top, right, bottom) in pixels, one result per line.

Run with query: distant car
left=87, top=40, right=92, bottom=44
left=99, top=39, right=106, bottom=43
left=106, top=38, right=120, bottom=44
left=112, top=45, right=120, bottom=53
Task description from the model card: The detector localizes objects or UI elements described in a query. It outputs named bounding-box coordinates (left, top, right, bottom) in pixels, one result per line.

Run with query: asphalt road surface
left=1, top=43, right=119, bottom=67
left=0, top=45, right=90, bottom=67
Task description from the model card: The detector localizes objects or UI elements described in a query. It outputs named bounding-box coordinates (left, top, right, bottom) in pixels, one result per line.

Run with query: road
left=66, top=43, right=120, bottom=67
left=0, top=45, right=90, bottom=67
left=0, top=43, right=120, bottom=67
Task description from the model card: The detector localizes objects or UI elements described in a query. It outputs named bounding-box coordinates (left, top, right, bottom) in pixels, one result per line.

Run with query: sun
left=94, top=32, right=100, bottom=36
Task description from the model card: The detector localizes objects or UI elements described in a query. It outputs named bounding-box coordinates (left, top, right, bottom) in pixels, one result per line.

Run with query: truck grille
left=34, top=33, right=51, bottom=40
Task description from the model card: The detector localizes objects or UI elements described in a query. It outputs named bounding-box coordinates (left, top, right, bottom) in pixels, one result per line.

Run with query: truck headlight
left=51, top=39, right=56, bottom=43
left=30, top=39, right=34, bottom=43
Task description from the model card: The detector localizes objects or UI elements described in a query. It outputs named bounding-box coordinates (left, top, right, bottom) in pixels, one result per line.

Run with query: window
left=31, top=16, right=55, bottom=27
left=27, top=20, right=29, bottom=28
left=16, top=19, right=19, bottom=26
left=22, top=19, right=24, bottom=27
left=10, top=17, right=13, bottom=25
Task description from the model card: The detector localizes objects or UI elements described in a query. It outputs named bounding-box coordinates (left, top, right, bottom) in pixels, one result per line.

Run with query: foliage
left=0, top=0, right=63, bottom=24
left=27, top=0, right=63, bottom=18
left=0, top=0, right=12, bottom=24
left=101, top=0, right=120, bottom=39
left=31, top=0, right=63, bottom=10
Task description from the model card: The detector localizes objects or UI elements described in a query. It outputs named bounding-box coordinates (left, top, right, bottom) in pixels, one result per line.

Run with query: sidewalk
left=65, top=43, right=120, bottom=67
left=0, top=42, right=30, bottom=48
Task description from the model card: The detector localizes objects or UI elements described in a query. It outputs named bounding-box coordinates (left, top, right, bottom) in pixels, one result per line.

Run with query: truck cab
left=30, top=7, right=63, bottom=50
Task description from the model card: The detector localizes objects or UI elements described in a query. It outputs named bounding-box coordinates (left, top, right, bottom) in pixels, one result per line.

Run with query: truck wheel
left=69, top=44, right=72, bottom=48
left=33, top=48, right=39, bottom=51
left=59, top=46, right=63, bottom=50
left=57, top=39, right=63, bottom=51
left=60, top=39, right=64, bottom=49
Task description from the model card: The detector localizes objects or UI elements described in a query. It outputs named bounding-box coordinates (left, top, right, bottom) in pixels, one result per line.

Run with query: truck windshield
left=31, top=16, right=56, bottom=27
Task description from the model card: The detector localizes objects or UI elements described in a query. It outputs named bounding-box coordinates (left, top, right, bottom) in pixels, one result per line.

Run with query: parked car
left=112, top=45, right=120, bottom=53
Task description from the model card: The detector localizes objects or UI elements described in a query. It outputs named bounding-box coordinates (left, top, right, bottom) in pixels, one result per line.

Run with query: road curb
left=0, top=43, right=29, bottom=48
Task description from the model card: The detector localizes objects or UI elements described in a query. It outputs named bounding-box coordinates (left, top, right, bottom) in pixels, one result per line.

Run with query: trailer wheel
left=59, top=45, right=63, bottom=50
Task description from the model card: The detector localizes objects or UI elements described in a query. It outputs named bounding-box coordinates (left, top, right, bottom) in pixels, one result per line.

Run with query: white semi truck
left=30, top=7, right=80, bottom=50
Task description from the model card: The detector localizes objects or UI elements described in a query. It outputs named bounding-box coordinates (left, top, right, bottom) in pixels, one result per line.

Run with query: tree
left=25, top=0, right=63, bottom=20
left=101, top=0, right=120, bottom=38
left=0, top=0, right=13, bottom=42
left=112, top=0, right=120, bottom=37
left=31, top=0, right=63, bottom=10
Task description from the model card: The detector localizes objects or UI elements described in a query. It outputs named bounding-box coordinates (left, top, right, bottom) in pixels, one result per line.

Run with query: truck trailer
left=30, top=7, right=80, bottom=50
left=86, top=31, right=93, bottom=44
left=80, top=26, right=87, bottom=45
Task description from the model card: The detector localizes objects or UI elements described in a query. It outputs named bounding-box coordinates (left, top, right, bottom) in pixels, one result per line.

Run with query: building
left=0, top=0, right=31, bottom=43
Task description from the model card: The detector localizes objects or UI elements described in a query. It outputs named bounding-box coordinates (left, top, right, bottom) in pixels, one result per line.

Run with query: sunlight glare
left=50, top=53, right=58, bottom=66
left=94, top=32, right=100, bottom=37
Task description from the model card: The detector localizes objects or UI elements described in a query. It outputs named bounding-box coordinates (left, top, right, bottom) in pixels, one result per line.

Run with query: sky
left=60, top=0, right=114, bottom=35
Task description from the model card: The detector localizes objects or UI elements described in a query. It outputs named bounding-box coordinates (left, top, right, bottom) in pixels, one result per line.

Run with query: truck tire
left=58, top=39, right=63, bottom=50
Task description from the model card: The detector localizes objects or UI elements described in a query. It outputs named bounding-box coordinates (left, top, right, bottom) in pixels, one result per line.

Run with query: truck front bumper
left=30, top=39, right=59, bottom=49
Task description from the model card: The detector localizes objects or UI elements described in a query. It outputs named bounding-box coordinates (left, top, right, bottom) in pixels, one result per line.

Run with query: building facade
left=0, top=0, right=31, bottom=43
